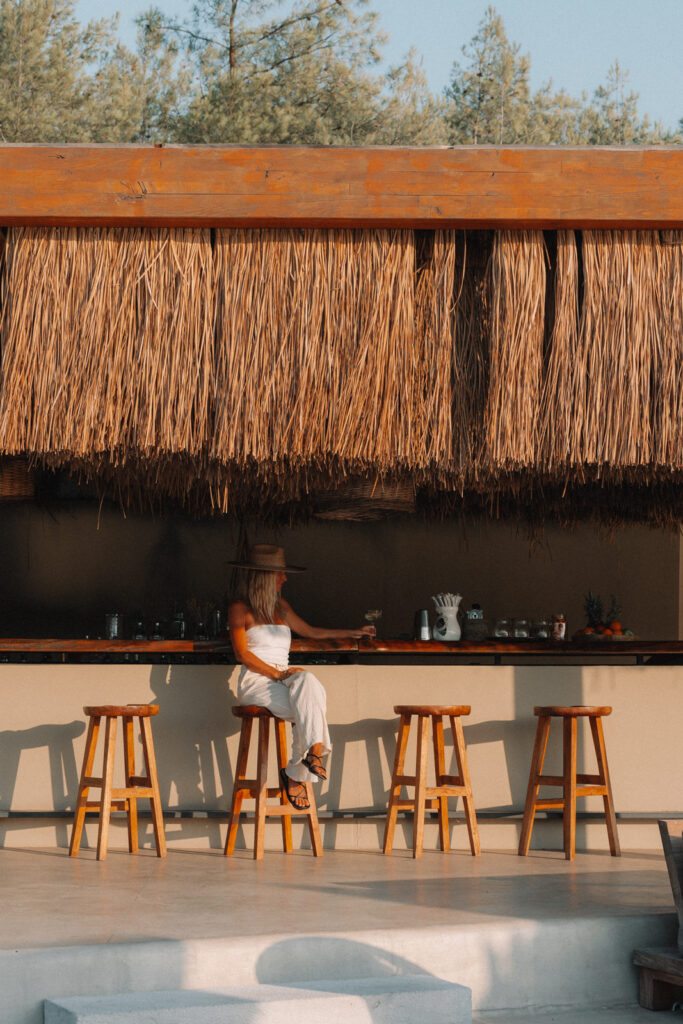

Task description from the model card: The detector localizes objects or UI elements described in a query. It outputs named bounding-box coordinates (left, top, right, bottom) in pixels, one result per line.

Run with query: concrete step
left=44, top=976, right=472, bottom=1024
left=6, top=907, right=674, bottom=1024
left=474, top=1003, right=674, bottom=1023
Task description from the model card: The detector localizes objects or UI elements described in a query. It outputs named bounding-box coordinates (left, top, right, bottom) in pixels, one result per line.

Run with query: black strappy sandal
left=302, top=752, right=327, bottom=780
left=280, top=768, right=310, bottom=810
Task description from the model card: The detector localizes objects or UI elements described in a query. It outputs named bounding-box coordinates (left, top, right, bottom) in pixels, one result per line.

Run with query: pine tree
left=85, top=9, right=192, bottom=142
left=445, top=6, right=532, bottom=145
left=582, top=61, right=675, bottom=144
left=0, top=0, right=114, bottom=142
left=155, top=0, right=444, bottom=145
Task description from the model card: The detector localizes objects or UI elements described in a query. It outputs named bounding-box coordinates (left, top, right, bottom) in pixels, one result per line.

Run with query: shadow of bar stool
left=383, top=705, right=480, bottom=859
left=69, top=704, right=166, bottom=861
left=225, top=706, right=323, bottom=860
left=518, top=705, right=620, bottom=861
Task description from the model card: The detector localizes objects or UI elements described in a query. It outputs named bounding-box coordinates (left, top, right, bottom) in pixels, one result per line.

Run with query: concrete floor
left=0, top=845, right=675, bottom=949
left=0, top=846, right=679, bottom=1024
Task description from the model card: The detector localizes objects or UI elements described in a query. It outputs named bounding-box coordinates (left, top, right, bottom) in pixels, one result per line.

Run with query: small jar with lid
left=551, top=613, right=567, bottom=641
left=513, top=617, right=530, bottom=639
left=532, top=618, right=551, bottom=640
left=493, top=617, right=511, bottom=638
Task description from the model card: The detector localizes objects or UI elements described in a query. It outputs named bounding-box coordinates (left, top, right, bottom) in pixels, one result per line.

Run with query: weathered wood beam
left=1, top=144, right=682, bottom=228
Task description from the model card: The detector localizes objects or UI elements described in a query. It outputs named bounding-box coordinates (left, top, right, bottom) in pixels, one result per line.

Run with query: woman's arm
left=279, top=598, right=374, bottom=640
left=227, top=601, right=290, bottom=682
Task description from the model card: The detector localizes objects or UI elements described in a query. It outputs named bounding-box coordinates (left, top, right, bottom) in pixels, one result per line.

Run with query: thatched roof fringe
left=0, top=226, right=681, bottom=524
left=485, top=230, right=546, bottom=469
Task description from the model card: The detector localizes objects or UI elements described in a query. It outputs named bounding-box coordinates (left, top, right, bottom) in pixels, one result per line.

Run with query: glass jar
left=494, top=617, right=511, bottom=638
left=551, top=613, right=567, bottom=641
left=171, top=611, right=186, bottom=640
left=104, top=612, right=121, bottom=640
left=532, top=618, right=551, bottom=640
left=513, top=617, right=530, bottom=639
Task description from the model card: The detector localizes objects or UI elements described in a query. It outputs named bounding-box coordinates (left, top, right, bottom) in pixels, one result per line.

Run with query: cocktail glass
left=364, top=609, right=383, bottom=637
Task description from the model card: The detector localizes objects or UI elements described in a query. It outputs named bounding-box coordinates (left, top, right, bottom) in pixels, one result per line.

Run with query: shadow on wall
left=0, top=721, right=85, bottom=848
left=147, top=663, right=239, bottom=850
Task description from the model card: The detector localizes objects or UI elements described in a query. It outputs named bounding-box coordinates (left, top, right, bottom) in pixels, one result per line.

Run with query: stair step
left=44, top=976, right=472, bottom=1023
left=474, top=1003, right=663, bottom=1024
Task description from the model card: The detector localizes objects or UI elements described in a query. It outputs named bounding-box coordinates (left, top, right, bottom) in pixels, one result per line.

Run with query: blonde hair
left=245, top=570, right=280, bottom=624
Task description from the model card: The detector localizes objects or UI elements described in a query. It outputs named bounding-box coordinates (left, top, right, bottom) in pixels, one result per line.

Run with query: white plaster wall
left=1, top=662, right=680, bottom=852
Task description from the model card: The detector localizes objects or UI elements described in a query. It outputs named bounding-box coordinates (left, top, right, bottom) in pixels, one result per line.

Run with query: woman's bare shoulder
left=228, top=600, right=251, bottom=624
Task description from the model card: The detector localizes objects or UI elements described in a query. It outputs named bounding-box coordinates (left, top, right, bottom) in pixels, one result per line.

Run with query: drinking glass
left=364, top=609, right=382, bottom=637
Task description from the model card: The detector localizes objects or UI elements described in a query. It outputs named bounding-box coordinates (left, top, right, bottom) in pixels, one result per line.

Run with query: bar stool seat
left=518, top=705, right=620, bottom=861
left=69, top=704, right=166, bottom=861
left=383, top=704, right=480, bottom=859
left=225, top=705, right=323, bottom=860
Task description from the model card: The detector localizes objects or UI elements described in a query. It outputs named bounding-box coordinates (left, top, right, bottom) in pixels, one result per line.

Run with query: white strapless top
left=245, top=624, right=291, bottom=667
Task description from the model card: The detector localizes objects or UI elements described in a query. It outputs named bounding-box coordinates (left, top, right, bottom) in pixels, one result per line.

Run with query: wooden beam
left=1, top=144, right=682, bottom=228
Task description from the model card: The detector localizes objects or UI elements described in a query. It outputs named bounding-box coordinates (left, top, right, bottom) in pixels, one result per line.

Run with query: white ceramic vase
left=432, top=606, right=462, bottom=641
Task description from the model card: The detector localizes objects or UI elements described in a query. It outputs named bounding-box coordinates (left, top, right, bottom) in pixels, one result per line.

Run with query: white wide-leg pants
left=237, top=669, right=331, bottom=783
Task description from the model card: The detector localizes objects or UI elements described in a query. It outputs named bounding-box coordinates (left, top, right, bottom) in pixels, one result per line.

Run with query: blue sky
left=75, top=0, right=683, bottom=132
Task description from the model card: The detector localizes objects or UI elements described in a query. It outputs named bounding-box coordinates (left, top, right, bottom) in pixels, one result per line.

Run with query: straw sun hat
left=227, top=544, right=306, bottom=573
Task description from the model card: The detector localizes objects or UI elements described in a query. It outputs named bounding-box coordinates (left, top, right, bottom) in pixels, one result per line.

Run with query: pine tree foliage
left=445, top=6, right=679, bottom=147
left=84, top=9, right=192, bottom=142
left=0, top=0, right=678, bottom=145
left=0, top=0, right=115, bottom=141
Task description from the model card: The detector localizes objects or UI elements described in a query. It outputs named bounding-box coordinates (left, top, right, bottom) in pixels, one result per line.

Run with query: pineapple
left=584, top=590, right=604, bottom=629
left=606, top=594, right=622, bottom=624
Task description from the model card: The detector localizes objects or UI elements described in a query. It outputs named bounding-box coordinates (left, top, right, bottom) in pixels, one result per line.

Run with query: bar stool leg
left=253, top=716, right=270, bottom=860
left=432, top=715, right=450, bottom=852
left=122, top=717, right=138, bottom=854
left=450, top=714, right=481, bottom=856
left=275, top=719, right=293, bottom=853
left=69, top=714, right=101, bottom=857
left=96, top=716, right=118, bottom=861
left=305, top=780, right=324, bottom=857
left=590, top=716, right=621, bottom=856
left=563, top=716, right=577, bottom=861
left=225, top=716, right=253, bottom=855
left=140, top=716, right=166, bottom=858
left=383, top=713, right=410, bottom=855
left=413, top=714, right=430, bottom=859
left=518, top=714, right=551, bottom=856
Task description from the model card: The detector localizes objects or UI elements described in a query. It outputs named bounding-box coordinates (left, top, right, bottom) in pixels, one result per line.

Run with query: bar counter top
left=0, top=637, right=682, bottom=661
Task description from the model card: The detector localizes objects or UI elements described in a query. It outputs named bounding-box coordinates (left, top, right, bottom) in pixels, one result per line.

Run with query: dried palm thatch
left=484, top=230, right=546, bottom=469
left=575, top=230, right=660, bottom=467
left=213, top=228, right=423, bottom=477
left=653, top=230, right=683, bottom=467
left=0, top=224, right=681, bottom=527
left=451, top=231, right=491, bottom=482
left=538, top=230, right=581, bottom=468
left=0, top=226, right=214, bottom=458
left=413, top=230, right=455, bottom=472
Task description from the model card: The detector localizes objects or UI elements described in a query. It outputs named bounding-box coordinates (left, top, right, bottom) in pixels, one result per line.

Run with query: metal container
left=104, top=613, right=122, bottom=640
left=414, top=609, right=431, bottom=641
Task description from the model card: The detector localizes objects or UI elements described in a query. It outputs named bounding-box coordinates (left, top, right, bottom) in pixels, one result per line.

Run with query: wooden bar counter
left=1, top=637, right=682, bottom=660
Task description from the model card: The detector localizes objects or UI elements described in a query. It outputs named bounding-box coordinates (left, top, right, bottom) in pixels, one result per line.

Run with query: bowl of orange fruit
left=572, top=591, right=636, bottom=641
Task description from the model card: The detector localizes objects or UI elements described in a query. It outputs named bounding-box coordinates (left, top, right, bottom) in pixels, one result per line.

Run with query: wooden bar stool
left=518, top=705, right=620, bottom=861
left=383, top=704, right=480, bottom=859
left=225, top=706, right=323, bottom=860
left=69, top=704, right=166, bottom=861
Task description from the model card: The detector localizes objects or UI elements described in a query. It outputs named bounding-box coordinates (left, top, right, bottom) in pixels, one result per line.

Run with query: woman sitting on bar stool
left=228, top=545, right=373, bottom=810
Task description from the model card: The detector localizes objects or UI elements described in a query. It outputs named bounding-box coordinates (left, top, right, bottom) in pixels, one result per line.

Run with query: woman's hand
left=278, top=666, right=304, bottom=681
left=349, top=626, right=377, bottom=638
